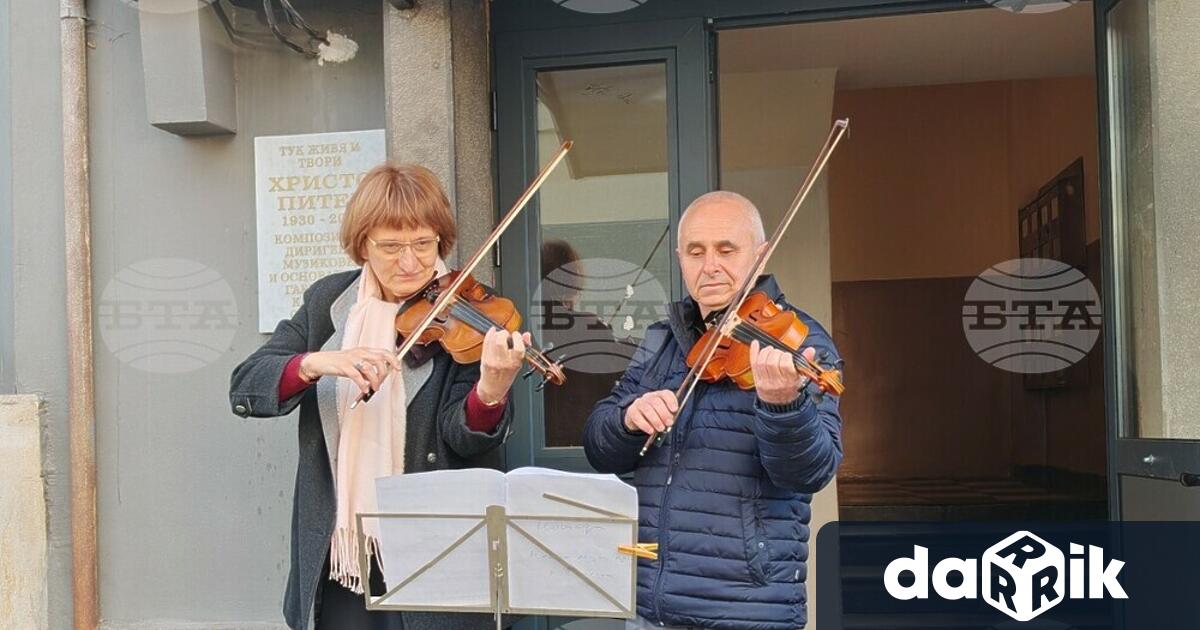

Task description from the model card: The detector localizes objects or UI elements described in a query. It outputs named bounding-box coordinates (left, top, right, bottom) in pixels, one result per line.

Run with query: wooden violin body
left=395, top=270, right=565, bottom=388
left=685, top=291, right=844, bottom=397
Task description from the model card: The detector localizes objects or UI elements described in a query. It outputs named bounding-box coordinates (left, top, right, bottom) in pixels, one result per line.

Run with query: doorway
left=717, top=4, right=1107, bottom=522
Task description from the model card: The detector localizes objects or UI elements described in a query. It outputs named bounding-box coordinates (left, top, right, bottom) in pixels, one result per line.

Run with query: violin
left=686, top=291, right=843, bottom=396
left=351, top=140, right=573, bottom=408
left=396, top=270, right=566, bottom=390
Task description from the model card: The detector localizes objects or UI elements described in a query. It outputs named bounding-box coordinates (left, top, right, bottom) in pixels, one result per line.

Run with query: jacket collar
left=667, top=274, right=785, bottom=349
left=331, top=268, right=439, bottom=368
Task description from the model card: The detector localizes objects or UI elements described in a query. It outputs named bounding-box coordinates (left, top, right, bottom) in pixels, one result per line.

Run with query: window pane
left=534, top=64, right=672, bottom=448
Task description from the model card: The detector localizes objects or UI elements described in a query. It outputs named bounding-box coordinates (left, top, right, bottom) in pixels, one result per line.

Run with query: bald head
left=676, top=191, right=769, bottom=316
left=678, top=191, right=766, bottom=247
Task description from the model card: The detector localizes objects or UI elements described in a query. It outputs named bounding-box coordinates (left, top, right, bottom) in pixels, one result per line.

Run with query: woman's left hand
left=476, top=328, right=530, bottom=403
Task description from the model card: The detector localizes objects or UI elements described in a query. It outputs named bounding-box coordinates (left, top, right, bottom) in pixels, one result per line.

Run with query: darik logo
left=884, top=531, right=1128, bottom=622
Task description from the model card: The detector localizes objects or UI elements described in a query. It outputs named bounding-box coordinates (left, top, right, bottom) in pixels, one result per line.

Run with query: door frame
left=491, top=0, right=997, bottom=33
left=492, top=0, right=1005, bottom=478
left=1093, top=0, right=1200, bottom=519
left=494, top=16, right=716, bottom=472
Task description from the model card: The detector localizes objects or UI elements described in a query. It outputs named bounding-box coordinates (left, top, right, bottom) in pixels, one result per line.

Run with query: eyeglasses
left=367, top=235, right=441, bottom=258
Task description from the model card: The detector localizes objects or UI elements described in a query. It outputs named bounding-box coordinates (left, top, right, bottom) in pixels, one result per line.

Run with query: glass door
left=495, top=18, right=714, bottom=474
left=1098, top=0, right=1200, bottom=520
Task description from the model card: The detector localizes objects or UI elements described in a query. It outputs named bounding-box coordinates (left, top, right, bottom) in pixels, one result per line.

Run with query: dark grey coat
left=229, top=269, right=514, bottom=630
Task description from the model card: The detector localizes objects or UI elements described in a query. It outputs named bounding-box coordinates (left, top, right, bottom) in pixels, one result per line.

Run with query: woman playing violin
left=229, top=163, right=526, bottom=630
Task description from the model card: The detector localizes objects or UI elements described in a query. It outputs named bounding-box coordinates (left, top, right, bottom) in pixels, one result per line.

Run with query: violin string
left=443, top=299, right=497, bottom=334
left=447, top=299, right=549, bottom=367
left=728, top=323, right=808, bottom=364
left=730, top=322, right=843, bottom=391
left=728, top=322, right=822, bottom=374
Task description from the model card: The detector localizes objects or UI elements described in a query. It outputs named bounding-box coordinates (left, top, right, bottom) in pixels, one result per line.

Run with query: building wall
left=0, top=0, right=13, bottom=396
left=6, top=0, right=72, bottom=627
left=1148, top=0, right=1200, bottom=441
left=2, top=0, right=385, bottom=627
left=383, top=0, right=496, bottom=282
left=0, top=0, right=495, bottom=625
left=87, top=3, right=387, bottom=626
left=0, top=0, right=502, bottom=626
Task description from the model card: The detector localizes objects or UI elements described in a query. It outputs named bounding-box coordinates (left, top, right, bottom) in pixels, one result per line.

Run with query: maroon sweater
left=278, top=353, right=507, bottom=433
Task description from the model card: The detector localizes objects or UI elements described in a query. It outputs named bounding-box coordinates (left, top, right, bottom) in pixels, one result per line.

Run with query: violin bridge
left=719, top=314, right=742, bottom=336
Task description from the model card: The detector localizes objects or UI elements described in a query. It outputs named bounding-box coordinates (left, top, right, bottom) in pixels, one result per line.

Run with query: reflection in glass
left=534, top=64, right=672, bottom=447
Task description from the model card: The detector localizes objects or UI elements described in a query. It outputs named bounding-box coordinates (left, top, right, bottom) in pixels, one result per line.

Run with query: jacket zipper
left=652, top=381, right=699, bottom=624
left=751, top=500, right=768, bottom=585
left=652, top=428, right=675, bottom=624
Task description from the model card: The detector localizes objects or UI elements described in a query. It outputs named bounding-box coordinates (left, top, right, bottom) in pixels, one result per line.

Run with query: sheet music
left=371, top=466, right=638, bottom=616
left=374, top=469, right=505, bottom=607
left=506, top=466, right=636, bottom=518
left=505, top=468, right=637, bottom=614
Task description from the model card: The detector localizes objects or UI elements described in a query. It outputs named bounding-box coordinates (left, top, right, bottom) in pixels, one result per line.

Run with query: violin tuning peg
left=535, top=379, right=548, bottom=392
left=818, top=351, right=830, bottom=364
left=522, top=367, right=537, bottom=380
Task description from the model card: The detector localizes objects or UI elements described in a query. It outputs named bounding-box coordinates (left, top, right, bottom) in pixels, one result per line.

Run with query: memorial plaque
left=254, top=129, right=385, bottom=332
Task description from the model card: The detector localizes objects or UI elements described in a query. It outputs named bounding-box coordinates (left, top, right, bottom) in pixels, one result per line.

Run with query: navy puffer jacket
left=583, top=275, right=843, bottom=630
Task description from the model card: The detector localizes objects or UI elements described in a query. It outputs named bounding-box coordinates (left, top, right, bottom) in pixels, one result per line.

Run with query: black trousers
left=314, top=557, right=405, bottom=630
left=313, top=556, right=519, bottom=630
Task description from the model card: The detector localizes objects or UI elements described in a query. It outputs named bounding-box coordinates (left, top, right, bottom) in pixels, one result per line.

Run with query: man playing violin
left=583, top=191, right=844, bottom=630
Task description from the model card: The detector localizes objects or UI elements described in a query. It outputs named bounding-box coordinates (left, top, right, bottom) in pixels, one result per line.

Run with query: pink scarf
left=329, top=259, right=448, bottom=593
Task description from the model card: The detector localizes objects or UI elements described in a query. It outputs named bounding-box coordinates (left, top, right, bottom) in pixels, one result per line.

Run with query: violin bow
left=351, top=141, right=573, bottom=408
left=603, top=223, right=671, bottom=329
left=639, top=119, right=849, bottom=455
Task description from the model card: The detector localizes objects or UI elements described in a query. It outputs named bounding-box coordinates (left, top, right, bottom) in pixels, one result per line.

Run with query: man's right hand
left=624, top=390, right=680, bottom=434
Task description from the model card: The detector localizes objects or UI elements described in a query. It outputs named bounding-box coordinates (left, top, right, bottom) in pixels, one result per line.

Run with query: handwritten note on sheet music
left=372, top=467, right=639, bottom=616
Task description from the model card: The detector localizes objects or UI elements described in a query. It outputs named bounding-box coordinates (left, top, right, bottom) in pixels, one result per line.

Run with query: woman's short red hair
left=340, top=163, right=457, bottom=264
